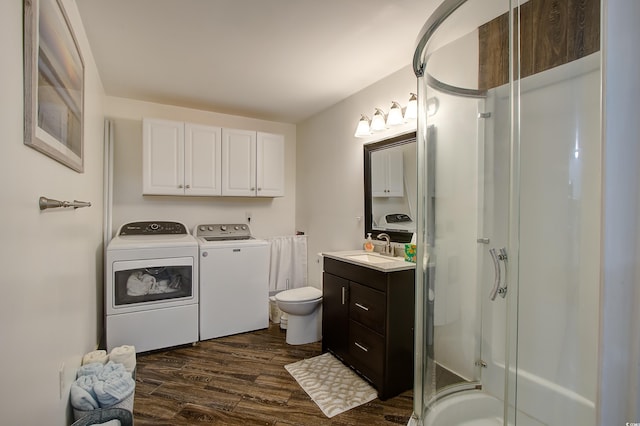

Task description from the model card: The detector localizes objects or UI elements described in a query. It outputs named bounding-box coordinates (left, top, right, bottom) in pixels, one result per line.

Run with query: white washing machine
left=194, top=223, right=270, bottom=340
left=106, top=221, right=199, bottom=352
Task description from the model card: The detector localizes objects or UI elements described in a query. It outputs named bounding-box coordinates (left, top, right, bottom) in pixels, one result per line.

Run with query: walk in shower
left=411, top=0, right=601, bottom=424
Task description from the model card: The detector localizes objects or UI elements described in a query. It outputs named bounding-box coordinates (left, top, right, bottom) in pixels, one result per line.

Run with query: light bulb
left=354, top=115, right=371, bottom=137
left=404, top=93, right=417, bottom=121
left=387, top=102, right=403, bottom=126
left=426, top=97, right=439, bottom=117
left=370, top=108, right=387, bottom=132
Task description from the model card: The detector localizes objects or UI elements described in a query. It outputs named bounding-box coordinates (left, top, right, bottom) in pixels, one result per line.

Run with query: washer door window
left=112, top=257, right=194, bottom=308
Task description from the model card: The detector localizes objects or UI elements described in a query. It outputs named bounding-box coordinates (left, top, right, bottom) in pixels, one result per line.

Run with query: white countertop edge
left=323, top=250, right=416, bottom=272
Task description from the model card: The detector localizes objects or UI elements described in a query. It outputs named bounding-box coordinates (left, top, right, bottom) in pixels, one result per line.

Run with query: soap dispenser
left=364, top=233, right=374, bottom=252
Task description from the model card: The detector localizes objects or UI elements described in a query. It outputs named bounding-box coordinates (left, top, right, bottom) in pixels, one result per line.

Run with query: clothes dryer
left=105, top=221, right=199, bottom=352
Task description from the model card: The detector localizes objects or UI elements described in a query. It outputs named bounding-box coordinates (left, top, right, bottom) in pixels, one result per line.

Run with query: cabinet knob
left=250, top=187, right=255, bottom=191
left=257, top=187, right=262, bottom=191
left=185, top=184, right=190, bottom=189
left=178, top=184, right=183, bottom=188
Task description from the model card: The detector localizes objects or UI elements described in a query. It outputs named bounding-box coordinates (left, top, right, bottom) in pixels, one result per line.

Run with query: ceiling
left=75, top=0, right=439, bottom=123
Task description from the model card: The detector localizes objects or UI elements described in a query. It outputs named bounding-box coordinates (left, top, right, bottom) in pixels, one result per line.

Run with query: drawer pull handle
left=355, top=302, right=369, bottom=311
left=342, top=287, right=346, bottom=305
left=354, top=342, right=369, bottom=352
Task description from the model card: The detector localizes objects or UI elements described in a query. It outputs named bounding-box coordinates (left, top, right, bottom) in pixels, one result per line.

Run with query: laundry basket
left=71, top=407, right=133, bottom=426
left=72, top=389, right=135, bottom=422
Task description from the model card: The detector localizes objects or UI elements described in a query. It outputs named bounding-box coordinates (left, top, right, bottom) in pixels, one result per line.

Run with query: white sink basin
left=346, top=253, right=395, bottom=264
left=324, top=250, right=415, bottom=272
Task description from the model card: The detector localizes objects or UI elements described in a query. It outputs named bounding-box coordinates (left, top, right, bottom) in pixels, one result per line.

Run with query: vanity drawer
left=349, top=320, right=384, bottom=378
left=349, top=282, right=386, bottom=335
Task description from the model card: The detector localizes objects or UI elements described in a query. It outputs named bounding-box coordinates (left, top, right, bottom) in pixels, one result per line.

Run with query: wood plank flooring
left=133, top=323, right=414, bottom=425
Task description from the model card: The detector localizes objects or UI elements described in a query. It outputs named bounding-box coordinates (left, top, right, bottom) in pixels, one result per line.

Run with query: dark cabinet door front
left=322, top=272, right=349, bottom=359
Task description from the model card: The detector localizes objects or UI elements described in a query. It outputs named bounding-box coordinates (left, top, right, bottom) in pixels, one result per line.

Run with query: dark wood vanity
left=322, top=254, right=415, bottom=400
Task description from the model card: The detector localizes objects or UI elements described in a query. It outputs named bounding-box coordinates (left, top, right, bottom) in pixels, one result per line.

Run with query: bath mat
left=285, top=352, right=378, bottom=418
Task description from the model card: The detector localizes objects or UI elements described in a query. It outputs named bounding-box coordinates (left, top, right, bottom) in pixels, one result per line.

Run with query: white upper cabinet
left=222, top=129, right=285, bottom=197
left=184, top=123, right=222, bottom=196
left=143, top=118, right=222, bottom=196
left=143, top=118, right=185, bottom=195
left=256, top=132, right=285, bottom=197
left=144, top=118, right=284, bottom=197
left=371, top=148, right=404, bottom=197
left=222, top=128, right=256, bottom=196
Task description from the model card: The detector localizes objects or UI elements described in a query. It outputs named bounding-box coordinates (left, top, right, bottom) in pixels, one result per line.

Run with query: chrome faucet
left=376, top=233, right=393, bottom=256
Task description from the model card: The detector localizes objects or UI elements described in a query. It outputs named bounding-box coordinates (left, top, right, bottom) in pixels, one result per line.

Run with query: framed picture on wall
left=24, top=0, right=85, bottom=173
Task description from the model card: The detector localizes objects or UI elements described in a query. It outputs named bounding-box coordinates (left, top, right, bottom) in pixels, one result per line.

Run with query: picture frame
left=24, top=0, right=85, bottom=173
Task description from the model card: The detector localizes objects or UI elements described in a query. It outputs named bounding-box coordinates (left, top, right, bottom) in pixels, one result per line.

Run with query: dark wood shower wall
left=479, top=0, right=601, bottom=91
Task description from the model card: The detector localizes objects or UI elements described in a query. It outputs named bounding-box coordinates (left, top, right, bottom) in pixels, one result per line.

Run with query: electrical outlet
left=58, top=363, right=65, bottom=399
left=246, top=211, right=252, bottom=223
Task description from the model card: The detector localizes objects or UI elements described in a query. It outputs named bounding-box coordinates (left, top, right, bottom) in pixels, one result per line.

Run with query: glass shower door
left=412, top=0, right=519, bottom=424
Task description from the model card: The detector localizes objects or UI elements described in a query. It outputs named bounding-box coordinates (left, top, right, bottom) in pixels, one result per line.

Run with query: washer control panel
left=195, top=223, right=252, bottom=241
left=118, top=221, right=188, bottom=235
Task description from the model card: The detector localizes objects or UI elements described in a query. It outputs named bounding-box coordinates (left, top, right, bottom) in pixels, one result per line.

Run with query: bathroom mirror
left=364, top=131, right=417, bottom=244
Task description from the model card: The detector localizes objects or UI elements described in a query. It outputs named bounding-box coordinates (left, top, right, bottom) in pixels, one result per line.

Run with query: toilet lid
left=276, top=286, right=322, bottom=302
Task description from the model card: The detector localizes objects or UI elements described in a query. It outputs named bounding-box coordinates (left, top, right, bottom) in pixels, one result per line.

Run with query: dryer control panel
left=118, top=221, right=188, bottom=235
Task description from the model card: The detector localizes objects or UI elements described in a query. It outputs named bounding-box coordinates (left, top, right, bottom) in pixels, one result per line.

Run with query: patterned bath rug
left=285, top=352, right=378, bottom=418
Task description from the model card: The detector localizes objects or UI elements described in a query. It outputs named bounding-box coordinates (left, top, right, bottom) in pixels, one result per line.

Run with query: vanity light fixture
left=354, top=94, right=419, bottom=138
left=426, top=97, right=439, bottom=117
left=386, top=101, right=404, bottom=126
left=354, top=114, right=371, bottom=137
left=370, top=108, right=387, bottom=132
left=404, top=93, right=418, bottom=121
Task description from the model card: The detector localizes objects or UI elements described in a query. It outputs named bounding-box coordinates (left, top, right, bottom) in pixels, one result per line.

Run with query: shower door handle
left=489, top=248, right=501, bottom=301
left=489, top=247, right=508, bottom=301
left=498, top=248, right=508, bottom=298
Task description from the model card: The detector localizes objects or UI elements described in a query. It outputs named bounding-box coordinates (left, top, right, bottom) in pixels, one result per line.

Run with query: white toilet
left=275, top=286, right=322, bottom=345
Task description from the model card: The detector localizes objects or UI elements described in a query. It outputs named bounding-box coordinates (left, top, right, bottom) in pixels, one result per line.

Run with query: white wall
left=103, top=97, right=297, bottom=240
left=0, top=1, right=105, bottom=424
left=296, top=65, right=417, bottom=287
left=599, top=1, right=640, bottom=424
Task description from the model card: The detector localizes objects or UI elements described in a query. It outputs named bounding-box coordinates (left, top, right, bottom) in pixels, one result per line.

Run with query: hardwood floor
left=133, top=323, right=414, bottom=425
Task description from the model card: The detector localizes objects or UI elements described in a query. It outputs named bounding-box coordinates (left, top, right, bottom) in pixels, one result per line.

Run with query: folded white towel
left=77, top=362, right=104, bottom=378
left=93, top=363, right=135, bottom=407
left=70, top=375, right=100, bottom=410
left=82, top=350, right=108, bottom=366
left=97, top=361, right=128, bottom=380
left=109, top=345, right=136, bottom=373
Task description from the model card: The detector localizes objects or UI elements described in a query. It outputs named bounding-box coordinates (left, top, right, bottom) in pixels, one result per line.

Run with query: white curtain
left=267, top=235, right=308, bottom=292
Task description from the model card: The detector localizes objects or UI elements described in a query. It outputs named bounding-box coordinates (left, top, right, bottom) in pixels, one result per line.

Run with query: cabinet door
left=386, top=149, right=404, bottom=196
left=222, top=128, right=256, bottom=196
left=371, top=149, right=404, bottom=197
left=322, top=273, right=349, bottom=359
left=185, top=123, right=222, bottom=196
left=371, top=150, right=387, bottom=197
left=256, top=132, right=284, bottom=197
left=143, top=118, right=185, bottom=195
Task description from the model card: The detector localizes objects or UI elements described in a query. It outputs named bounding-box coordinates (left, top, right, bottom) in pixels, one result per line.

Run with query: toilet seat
left=276, top=286, right=322, bottom=303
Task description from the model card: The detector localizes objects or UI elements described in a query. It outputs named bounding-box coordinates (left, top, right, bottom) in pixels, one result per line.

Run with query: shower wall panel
left=490, top=53, right=600, bottom=425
